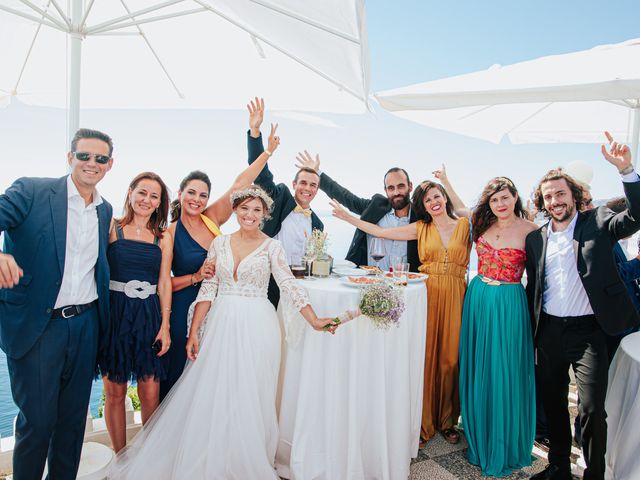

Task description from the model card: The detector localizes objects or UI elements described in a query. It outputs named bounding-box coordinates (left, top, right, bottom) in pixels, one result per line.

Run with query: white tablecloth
left=276, top=277, right=428, bottom=480
left=605, top=331, right=640, bottom=480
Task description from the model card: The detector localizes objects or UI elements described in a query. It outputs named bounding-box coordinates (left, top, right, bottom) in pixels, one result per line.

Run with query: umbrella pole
left=67, top=0, right=83, bottom=145
left=632, top=106, right=639, bottom=169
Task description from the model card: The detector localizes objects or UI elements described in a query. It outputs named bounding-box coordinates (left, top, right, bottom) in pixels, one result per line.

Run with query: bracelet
left=619, top=165, right=635, bottom=175
left=191, top=273, right=199, bottom=286
left=264, top=149, right=273, bottom=157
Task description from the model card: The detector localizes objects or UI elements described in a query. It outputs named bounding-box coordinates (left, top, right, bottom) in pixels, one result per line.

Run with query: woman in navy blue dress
left=160, top=98, right=281, bottom=400
left=98, top=172, right=173, bottom=453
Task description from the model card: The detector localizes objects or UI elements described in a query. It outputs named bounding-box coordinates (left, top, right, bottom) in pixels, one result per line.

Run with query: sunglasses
left=73, top=151, right=111, bottom=165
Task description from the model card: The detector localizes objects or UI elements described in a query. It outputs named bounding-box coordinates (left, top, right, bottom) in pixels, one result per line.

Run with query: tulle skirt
left=107, top=294, right=281, bottom=479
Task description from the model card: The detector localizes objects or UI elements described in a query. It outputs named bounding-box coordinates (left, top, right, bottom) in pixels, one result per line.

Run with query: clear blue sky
left=367, top=0, right=640, bottom=89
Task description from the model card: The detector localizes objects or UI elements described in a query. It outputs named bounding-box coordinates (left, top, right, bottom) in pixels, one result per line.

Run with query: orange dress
left=416, top=217, right=471, bottom=440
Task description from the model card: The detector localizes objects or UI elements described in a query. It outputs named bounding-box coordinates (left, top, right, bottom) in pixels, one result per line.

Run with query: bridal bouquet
left=329, top=283, right=406, bottom=331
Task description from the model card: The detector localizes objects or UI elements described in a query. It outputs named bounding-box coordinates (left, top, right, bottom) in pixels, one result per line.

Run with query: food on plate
left=358, top=265, right=381, bottom=274
left=384, top=272, right=426, bottom=280
left=347, top=276, right=383, bottom=285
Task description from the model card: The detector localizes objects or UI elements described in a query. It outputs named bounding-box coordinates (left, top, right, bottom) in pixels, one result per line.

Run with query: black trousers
left=537, top=313, right=608, bottom=480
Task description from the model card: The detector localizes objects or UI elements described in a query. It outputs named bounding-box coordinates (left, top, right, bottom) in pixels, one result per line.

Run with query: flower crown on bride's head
left=230, top=185, right=274, bottom=219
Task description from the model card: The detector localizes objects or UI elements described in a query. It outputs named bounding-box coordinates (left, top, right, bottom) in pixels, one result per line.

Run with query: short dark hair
left=70, top=128, right=114, bottom=156
left=383, top=167, right=411, bottom=187
left=294, top=167, right=320, bottom=184
left=533, top=169, right=585, bottom=217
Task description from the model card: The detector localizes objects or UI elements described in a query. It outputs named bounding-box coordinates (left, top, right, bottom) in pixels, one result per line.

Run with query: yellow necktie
left=294, top=205, right=312, bottom=218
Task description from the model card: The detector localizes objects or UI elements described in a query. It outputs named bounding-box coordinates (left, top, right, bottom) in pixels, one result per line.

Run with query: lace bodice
left=196, top=235, right=309, bottom=307
left=476, top=236, right=526, bottom=283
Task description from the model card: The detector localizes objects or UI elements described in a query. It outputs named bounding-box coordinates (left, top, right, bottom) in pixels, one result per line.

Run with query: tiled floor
left=410, top=388, right=585, bottom=479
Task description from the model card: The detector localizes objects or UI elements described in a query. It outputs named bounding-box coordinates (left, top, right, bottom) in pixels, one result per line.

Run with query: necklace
left=494, top=219, right=516, bottom=241
left=133, top=223, right=146, bottom=237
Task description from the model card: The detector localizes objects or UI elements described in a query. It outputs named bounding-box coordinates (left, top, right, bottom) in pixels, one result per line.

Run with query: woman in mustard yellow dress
left=331, top=180, right=471, bottom=444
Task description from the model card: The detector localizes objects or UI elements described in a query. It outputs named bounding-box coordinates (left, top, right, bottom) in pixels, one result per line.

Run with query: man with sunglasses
left=0, top=129, right=113, bottom=479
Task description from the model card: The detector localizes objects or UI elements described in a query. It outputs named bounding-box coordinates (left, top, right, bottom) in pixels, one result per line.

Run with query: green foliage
left=96, top=385, right=141, bottom=417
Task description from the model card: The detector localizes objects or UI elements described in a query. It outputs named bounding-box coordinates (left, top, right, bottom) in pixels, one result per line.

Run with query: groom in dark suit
left=245, top=98, right=323, bottom=306
left=526, top=133, right=640, bottom=480
left=0, top=129, right=113, bottom=479
left=295, top=151, right=419, bottom=272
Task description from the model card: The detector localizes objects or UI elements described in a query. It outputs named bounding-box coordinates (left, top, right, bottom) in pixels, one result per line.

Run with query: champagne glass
left=302, top=239, right=317, bottom=281
left=370, top=237, right=386, bottom=275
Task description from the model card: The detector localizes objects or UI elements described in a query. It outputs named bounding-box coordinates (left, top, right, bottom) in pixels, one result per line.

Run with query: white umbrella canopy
left=0, top=0, right=370, bottom=136
left=374, top=38, right=640, bottom=159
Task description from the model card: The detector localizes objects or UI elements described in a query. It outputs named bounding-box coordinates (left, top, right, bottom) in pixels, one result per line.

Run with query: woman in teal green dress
left=435, top=169, right=538, bottom=477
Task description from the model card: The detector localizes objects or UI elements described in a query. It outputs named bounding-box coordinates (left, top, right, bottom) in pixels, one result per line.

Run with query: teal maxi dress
left=459, top=236, right=535, bottom=477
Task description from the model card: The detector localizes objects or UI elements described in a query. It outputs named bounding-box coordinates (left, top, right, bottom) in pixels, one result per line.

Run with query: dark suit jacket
left=0, top=176, right=112, bottom=359
left=525, top=180, right=640, bottom=341
left=319, top=172, right=420, bottom=272
left=247, top=132, right=323, bottom=234
left=612, top=242, right=640, bottom=312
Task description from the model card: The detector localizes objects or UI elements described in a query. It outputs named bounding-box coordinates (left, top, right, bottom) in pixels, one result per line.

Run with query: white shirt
left=542, top=213, right=593, bottom=317
left=367, top=208, right=410, bottom=271
left=54, top=176, right=102, bottom=308
left=274, top=209, right=312, bottom=264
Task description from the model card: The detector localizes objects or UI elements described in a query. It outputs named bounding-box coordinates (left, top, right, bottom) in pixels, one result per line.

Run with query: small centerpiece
left=309, top=229, right=332, bottom=277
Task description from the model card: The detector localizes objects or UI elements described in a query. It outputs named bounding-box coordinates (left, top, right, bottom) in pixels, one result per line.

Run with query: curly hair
left=118, top=172, right=169, bottom=239
left=411, top=181, right=457, bottom=223
left=532, top=169, right=584, bottom=217
left=471, top=177, right=526, bottom=242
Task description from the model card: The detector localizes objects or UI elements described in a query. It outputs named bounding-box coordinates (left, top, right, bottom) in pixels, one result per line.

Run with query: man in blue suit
left=0, top=129, right=113, bottom=479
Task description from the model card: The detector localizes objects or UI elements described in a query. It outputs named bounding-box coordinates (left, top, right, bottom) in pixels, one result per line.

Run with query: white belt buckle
left=124, top=280, right=152, bottom=299
left=61, top=306, right=75, bottom=318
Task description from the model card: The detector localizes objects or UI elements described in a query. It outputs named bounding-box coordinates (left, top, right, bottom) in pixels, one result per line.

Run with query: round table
left=275, top=276, right=427, bottom=480
left=605, top=331, right=640, bottom=480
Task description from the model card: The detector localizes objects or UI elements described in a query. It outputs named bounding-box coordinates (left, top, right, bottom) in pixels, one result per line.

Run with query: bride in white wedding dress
left=107, top=185, right=337, bottom=479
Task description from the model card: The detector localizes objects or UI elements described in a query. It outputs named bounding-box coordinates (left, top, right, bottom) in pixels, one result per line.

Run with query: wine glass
left=302, top=239, right=317, bottom=281
left=370, top=237, right=386, bottom=275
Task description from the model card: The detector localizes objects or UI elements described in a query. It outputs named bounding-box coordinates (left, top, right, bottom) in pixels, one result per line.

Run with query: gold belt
left=477, top=274, right=520, bottom=286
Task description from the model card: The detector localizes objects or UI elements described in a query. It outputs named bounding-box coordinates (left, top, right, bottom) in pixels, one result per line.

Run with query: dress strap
left=115, top=223, right=125, bottom=240
left=200, top=214, right=222, bottom=237
left=154, top=236, right=160, bottom=246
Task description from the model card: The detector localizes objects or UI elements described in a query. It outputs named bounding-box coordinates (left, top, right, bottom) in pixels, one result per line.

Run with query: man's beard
left=549, top=203, right=575, bottom=222
left=390, top=193, right=410, bottom=210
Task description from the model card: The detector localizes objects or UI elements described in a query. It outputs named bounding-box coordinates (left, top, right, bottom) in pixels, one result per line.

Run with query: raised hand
left=0, top=253, right=23, bottom=289
left=432, top=164, right=448, bottom=183
left=247, top=97, right=265, bottom=137
left=330, top=199, right=355, bottom=224
left=295, top=150, right=321, bottom=172
left=267, top=123, right=280, bottom=154
left=601, top=131, right=633, bottom=173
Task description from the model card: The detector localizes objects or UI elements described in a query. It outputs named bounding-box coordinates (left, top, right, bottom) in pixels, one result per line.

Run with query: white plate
left=333, top=268, right=369, bottom=277
left=339, top=277, right=384, bottom=288
left=384, top=272, right=428, bottom=283
left=332, top=259, right=356, bottom=268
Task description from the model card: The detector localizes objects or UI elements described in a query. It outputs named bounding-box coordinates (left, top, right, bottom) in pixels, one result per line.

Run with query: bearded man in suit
left=526, top=132, right=640, bottom=480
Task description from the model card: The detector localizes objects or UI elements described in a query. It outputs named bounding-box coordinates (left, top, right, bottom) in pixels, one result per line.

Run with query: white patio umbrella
left=0, top=0, right=370, bottom=141
left=374, top=38, right=640, bottom=163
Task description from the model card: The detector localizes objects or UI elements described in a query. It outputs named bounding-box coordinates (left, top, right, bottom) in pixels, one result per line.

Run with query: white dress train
left=107, top=235, right=309, bottom=479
